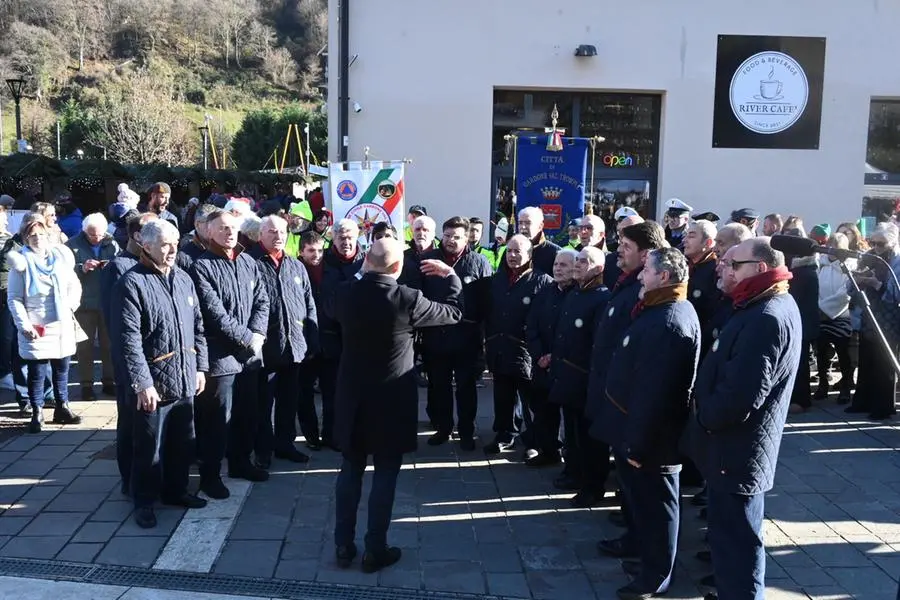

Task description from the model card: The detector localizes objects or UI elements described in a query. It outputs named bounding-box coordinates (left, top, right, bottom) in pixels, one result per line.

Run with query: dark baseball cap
left=408, top=204, right=427, bottom=216
left=693, top=211, right=721, bottom=223
left=730, top=208, right=759, bottom=222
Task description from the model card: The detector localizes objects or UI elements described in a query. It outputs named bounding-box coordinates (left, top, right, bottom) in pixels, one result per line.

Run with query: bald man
left=325, top=237, right=463, bottom=573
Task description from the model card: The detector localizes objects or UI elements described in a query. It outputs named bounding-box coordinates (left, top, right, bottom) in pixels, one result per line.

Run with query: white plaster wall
left=327, top=0, right=896, bottom=230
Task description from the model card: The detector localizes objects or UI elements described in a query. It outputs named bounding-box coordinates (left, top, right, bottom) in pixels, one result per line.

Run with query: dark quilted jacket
left=688, top=290, right=801, bottom=495
left=602, top=252, right=621, bottom=290
left=178, top=239, right=207, bottom=270
left=420, top=247, right=493, bottom=355
left=688, top=254, right=721, bottom=329
left=190, top=245, right=270, bottom=376
left=110, top=259, right=209, bottom=401
left=67, top=232, right=120, bottom=312
left=0, top=232, right=17, bottom=293
left=585, top=268, right=643, bottom=428
left=702, top=295, right=734, bottom=360
left=319, top=246, right=364, bottom=359
left=399, top=246, right=428, bottom=290
left=603, top=296, right=700, bottom=467
left=549, top=277, right=611, bottom=408
left=531, top=238, right=560, bottom=276
left=526, top=283, right=570, bottom=390
left=249, top=245, right=319, bottom=366
left=485, top=265, right=553, bottom=379
left=100, top=248, right=139, bottom=350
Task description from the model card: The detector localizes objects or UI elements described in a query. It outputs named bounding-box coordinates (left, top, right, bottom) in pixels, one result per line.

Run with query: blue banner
left=515, top=136, right=589, bottom=235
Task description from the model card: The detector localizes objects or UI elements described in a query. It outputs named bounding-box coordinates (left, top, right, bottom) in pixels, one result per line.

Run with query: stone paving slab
left=0, top=388, right=899, bottom=598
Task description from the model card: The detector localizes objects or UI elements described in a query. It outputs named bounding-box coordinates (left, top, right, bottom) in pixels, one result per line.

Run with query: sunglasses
left=728, top=259, right=760, bottom=270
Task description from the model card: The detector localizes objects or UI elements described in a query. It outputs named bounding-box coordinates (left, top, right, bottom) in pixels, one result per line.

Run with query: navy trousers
left=611, top=449, right=639, bottom=548
left=131, top=397, right=194, bottom=508
left=228, top=368, right=262, bottom=468
left=24, top=357, right=70, bottom=410
left=296, top=357, right=322, bottom=443
left=334, top=451, right=403, bottom=551
left=708, top=488, right=766, bottom=600
left=195, top=374, right=235, bottom=480
left=256, top=363, right=302, bottom=458
left=562, top=406, right=609, bottom=493
left=618, top=459, right=680, bottom=593
left=318, top=358, right=339, bottom=444
left=428, top=351, right=479, bottom=438
left=115, top=384, right=133, bottom=493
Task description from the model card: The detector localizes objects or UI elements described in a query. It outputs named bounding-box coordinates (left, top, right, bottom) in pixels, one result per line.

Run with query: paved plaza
left=0, top=385, right=899, bottom=599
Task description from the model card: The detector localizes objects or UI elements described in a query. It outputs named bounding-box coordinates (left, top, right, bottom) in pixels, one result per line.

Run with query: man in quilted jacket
left=111, top=220, right=209, bottom=529
left=689, top=237, right=801, bottom=600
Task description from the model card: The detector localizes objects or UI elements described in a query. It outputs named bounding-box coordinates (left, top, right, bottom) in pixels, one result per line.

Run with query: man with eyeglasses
left=688, top=237, right=801, bottom=600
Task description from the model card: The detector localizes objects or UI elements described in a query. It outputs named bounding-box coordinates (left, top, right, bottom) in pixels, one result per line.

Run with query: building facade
left=327, top=0, right=900, bottom=234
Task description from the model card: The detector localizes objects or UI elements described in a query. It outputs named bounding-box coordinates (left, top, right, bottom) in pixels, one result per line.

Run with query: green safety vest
left=477, top=244, right=506, bottom=271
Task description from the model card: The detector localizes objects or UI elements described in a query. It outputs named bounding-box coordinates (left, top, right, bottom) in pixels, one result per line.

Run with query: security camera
left=352, top=101, right=362, bottom=113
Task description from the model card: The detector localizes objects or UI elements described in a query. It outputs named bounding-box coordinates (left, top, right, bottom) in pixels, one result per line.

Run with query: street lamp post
left=199, top=126, right=209, bottom=170
left=304, top=123, right=311, bottom=175
left=5, top=78, right=25, bottom=149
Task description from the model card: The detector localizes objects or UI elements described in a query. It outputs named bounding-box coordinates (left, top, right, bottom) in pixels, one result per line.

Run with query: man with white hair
left=111, top=219, right=209, bottom=528
left=318, top=218, right=365, bottom=450
left=517, top=206, right=560, bottom=275
left=683, top=220, right=720, bottom=330
left=576, top=214, right=606, bottom=252
left=399, top=215, right=436, bottom=289
left=179, top=203, right=218, bottom=268
left=67, top=212, right=120, bottom=400
left=249, top=214, right=318, bottom=465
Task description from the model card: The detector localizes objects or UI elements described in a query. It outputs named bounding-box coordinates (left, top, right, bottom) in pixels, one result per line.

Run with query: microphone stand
left=841, top=259, right=900, bottom=378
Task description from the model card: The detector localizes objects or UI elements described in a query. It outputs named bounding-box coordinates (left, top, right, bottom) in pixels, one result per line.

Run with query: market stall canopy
left=0, top=153, right=67, bottom=179
left=61, top=159, right=131, bottom=179
left=126, top=164, right=175, bottom=188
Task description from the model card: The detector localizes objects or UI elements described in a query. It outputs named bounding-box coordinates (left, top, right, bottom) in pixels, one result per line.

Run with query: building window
left=580, top=94, right=660, bottom=169
left=864, top=100, right=900, bottom=221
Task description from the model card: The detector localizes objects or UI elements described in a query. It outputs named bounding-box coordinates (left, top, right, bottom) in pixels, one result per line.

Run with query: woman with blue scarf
left=7, top=216, right=84, bottom=433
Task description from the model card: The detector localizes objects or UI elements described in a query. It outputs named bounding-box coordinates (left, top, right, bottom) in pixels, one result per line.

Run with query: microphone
left=770, top=234, right=867, bottom=263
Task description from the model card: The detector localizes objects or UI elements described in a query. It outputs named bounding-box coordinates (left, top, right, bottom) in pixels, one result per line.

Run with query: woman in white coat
left=8, top=215, right=84, bottom=432
left=815, top=232, right=855, bottom=403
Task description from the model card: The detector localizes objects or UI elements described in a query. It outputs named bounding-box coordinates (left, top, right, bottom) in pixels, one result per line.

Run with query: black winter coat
left=67, top=232, right=120, bottom=312
left=328, top=272, right=463, bottom=455
left=688, top=289, right=801, bottom=495
left=485, top=265, right=553, bottom=379
left=398, top=246, right=428, bottom=290
left=249, top=245, right=319, bottom=366
left=585, top=268, right=643, bottom=428
left=110, top=258, right=208, bottom=402
left=420, top=247, right=493, bottom=355
left=702, top=295, right=734, bottom=359
left=525, top=284, right=570, bottom=390
left=319, top=247, right=364, bottom=359
left=190, top=245, right=270, bottom=376
left=602, top=252, right=621, bottom=291
left=603, top=295, right=701, bottom=467
left=531, top=238, right=560, bottom=276
left=178, top=239, right=207, bottom=270
left=549, top=277, right=611, bottom=408
left=688, top=254, right=721, bottom=328
left=788, top=257, right=820, bottom=341
left=100, top=249, right=139, bottom=330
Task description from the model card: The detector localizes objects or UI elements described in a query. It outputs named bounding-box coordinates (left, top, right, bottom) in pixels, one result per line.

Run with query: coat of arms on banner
left=328, top=161, right=406, bottom=249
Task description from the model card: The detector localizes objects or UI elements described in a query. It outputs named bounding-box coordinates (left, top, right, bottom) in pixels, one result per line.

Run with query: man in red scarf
left=688, top=237, right=801, bottom=600
left=296, top=231, right=326, bottom=450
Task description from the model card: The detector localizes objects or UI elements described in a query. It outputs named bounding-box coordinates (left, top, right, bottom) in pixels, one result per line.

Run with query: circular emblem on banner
left=336, top=180, right=358, bottom=201
left=346, top=203, right=390, bottom=235
left=575, top=318, right=584, bottom=329
left=377, top=181, right=397, bottom=201
left=729, top=51, right=809, bottom=135
left=522, top=296, right=531, bottom=305
left=622, top=335, right=630, bottom=347
left=693, top=289, right=702, bottom=299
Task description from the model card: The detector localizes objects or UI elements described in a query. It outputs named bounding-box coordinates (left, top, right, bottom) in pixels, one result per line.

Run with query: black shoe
left=275, top=447, right=310, bottom=463
left=570, top=490, right=606, bottom=508
left=229, top=462, right=270, bottom=482
left=622, top=559, right=641, bottom=577
left=321, top=438, right=340, bottom=452
left=696, top=549, right=711, bottom=563
left=616, top=581, right=665, bottom=600
left=553, top=475, right=581, bottom=491
left=361, top=546, right=402, bottom=573
left=101, top=384, right=117, bottom=396
left=200, top=477, right=230, bottom=500
left=700, top=574, right=715, bottom=587
left=28, top=413, right=43, bottom=434
left=427, top=431, right=451, bottom=446
left=525, top=452, right=561, bottom=467
left=458, top=437, right=476, bottom=452
left=836, top=389, right=852, bottom=404
left=81, top=386, right=96, bottom=401
left=52, top=405, right=82, bottom=425
left=162, top=493, right=208, bottom=509
left=597, top=537, right=638, bottom=559
left=255, top=455, right=272, bottom=470
left=704, top=594, right=718, bottom=600
left=134, top=506, right=157, bottom=529
left=608, top=510, right=626, bottom=528
left=306, top=437, right=323, bottom=451
left=336, top=543, right=358, bottom=568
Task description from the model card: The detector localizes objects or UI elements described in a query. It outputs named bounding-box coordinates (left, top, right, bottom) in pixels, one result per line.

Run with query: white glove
left=250, top=333, right=265, bottom=356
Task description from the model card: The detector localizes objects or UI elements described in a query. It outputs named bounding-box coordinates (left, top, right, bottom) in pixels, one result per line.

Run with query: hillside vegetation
left=0, top=0, right=327, bottom=169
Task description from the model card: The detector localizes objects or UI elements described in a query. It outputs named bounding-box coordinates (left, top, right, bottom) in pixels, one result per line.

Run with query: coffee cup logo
left=729, top=51, right=809, bottom=134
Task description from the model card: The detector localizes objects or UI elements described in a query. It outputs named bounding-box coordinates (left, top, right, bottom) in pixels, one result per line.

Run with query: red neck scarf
left=333, top=245, right=358, bottom=264
left=262, top=245, right=284, bottom=269
left=631, top=283, right=688, bottom=319
left=507, top=264, right=530, bottom=285
left=305, top=260, right=324, bottom=286
left=730, top=266, right=793, bottom=308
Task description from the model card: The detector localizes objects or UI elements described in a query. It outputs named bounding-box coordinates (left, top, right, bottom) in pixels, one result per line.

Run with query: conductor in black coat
left=326, top=237, right=463, bottom=573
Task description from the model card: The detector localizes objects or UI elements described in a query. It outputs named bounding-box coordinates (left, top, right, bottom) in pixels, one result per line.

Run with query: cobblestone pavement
left=0, top=386, right=899, bottom=599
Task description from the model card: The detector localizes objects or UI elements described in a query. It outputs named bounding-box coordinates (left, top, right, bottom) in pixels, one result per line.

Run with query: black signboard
left=712, top=35, right=826, bottom=150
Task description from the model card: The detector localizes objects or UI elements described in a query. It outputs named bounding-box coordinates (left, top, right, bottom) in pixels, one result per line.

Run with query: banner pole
left=503, top=134, right=518, bottom=227
left=588, top=137, right=597, bottom=215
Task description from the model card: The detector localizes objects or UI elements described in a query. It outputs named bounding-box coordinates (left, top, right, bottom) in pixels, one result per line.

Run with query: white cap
left=495, top=217, right=509, bottom=240
left=614, top=206, right=640, bottom=220
left=664, top=197, right=693, bottom=213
